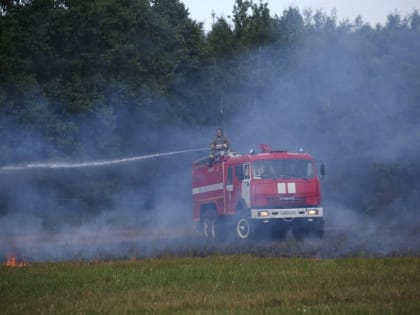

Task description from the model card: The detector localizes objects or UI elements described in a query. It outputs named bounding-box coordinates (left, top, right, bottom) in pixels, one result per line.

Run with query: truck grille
left=265, top=195, right=306, bottom=207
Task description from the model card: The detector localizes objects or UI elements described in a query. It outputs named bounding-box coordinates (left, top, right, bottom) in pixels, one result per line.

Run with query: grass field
left=1, top=255, right=419, bottom=314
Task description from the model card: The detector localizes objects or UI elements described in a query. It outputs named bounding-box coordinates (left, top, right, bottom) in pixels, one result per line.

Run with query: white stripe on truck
left=278, top=182, right=296, bottom=194
left=288, top=182, right=296, bottom=193
left=192, top=183, right=224, bottom=195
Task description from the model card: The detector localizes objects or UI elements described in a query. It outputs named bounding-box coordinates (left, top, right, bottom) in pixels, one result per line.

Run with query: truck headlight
left=258, top=211, right=269, bottom=217
left=307, top=209, right=319, bottom=216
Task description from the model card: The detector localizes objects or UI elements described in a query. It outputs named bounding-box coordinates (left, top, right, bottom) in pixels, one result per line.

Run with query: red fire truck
left=192, top=144, right=325, bottom=241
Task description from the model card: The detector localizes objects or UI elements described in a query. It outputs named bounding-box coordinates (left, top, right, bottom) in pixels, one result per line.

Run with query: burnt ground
left=1, top=225, right=419, bottom=263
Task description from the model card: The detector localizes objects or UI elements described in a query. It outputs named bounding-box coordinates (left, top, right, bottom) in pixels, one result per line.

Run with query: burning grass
left=3, top=254, right=28, bottom=268
left=1, top=255, right=419, bottom=314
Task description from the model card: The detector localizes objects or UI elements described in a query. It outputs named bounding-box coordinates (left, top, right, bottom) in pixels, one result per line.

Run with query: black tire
left=314, top=220, right=325, bottom=239
left=305, top=220, right=324, bottom=240
left=235, top=216, right=252, bottom=240
left=202, top=209, right=217, bottom=241
left=292, top=227, right=305, bottom=241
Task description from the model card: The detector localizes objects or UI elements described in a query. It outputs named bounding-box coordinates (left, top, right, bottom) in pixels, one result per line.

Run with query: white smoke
left=2, top=10, right=420, bottom=262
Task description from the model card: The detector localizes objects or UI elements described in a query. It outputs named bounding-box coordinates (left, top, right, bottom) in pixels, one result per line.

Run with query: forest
left=0, top=0, right=420, bottom=232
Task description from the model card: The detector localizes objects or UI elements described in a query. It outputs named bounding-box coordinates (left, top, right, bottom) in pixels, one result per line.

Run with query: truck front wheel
left=236, top=217, right=252, bottom=240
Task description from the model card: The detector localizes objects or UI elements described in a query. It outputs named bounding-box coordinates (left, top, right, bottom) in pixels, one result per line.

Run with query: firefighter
left=255, top=163, right=275, bottom=178
left=209, top=128, right=230, bottom=165
left=255, top=165, right=266, bottom=178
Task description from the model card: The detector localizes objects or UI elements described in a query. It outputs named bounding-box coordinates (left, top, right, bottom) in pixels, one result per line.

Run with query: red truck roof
left=193, top=149, right=314, bottom=167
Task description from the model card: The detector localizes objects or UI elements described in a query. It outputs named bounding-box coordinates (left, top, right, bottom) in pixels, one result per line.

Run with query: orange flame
left=4, top=254, right=28, bottom=267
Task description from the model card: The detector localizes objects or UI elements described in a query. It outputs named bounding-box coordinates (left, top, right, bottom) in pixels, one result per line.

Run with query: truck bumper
left=250, top=208, right=324, bottom=239
left=250, top=207, right=323, bottom=221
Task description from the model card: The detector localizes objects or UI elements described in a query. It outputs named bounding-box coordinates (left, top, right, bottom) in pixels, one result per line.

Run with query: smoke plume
left=1, top=8, right=420, bottom=262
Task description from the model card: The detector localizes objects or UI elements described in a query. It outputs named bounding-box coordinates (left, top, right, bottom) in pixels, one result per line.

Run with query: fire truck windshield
left=253, top=159, right=314, bottom=179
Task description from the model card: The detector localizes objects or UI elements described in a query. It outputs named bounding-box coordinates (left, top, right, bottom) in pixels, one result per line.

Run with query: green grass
left=1, top=255, right=419, bottom=314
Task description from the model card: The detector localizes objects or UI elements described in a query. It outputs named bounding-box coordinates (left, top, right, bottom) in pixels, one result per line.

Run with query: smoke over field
left=1, top=3, right=420, bottom=262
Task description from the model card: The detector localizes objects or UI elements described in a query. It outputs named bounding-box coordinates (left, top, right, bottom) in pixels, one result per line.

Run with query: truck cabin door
left=241, top=163, right=251, bottom=208
left=224, top=166, right=233, bottom=213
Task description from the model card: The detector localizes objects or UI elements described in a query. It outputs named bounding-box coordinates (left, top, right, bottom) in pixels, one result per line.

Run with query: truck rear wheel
left=202, top=209, right=216, bottom=241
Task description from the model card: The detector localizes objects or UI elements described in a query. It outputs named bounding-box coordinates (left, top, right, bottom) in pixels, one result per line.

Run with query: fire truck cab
left=192, top=144, right=325, bottom=241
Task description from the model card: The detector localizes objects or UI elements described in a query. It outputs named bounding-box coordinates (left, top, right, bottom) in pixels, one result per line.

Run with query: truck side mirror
left=320, top=162, right=326, bottom=176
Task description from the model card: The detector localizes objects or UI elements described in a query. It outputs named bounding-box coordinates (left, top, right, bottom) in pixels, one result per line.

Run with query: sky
left=182, top=0, right=420, bottom=30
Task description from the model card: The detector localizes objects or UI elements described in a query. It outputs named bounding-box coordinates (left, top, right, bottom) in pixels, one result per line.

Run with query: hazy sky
left=183, top=0, right=420, bottom=29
